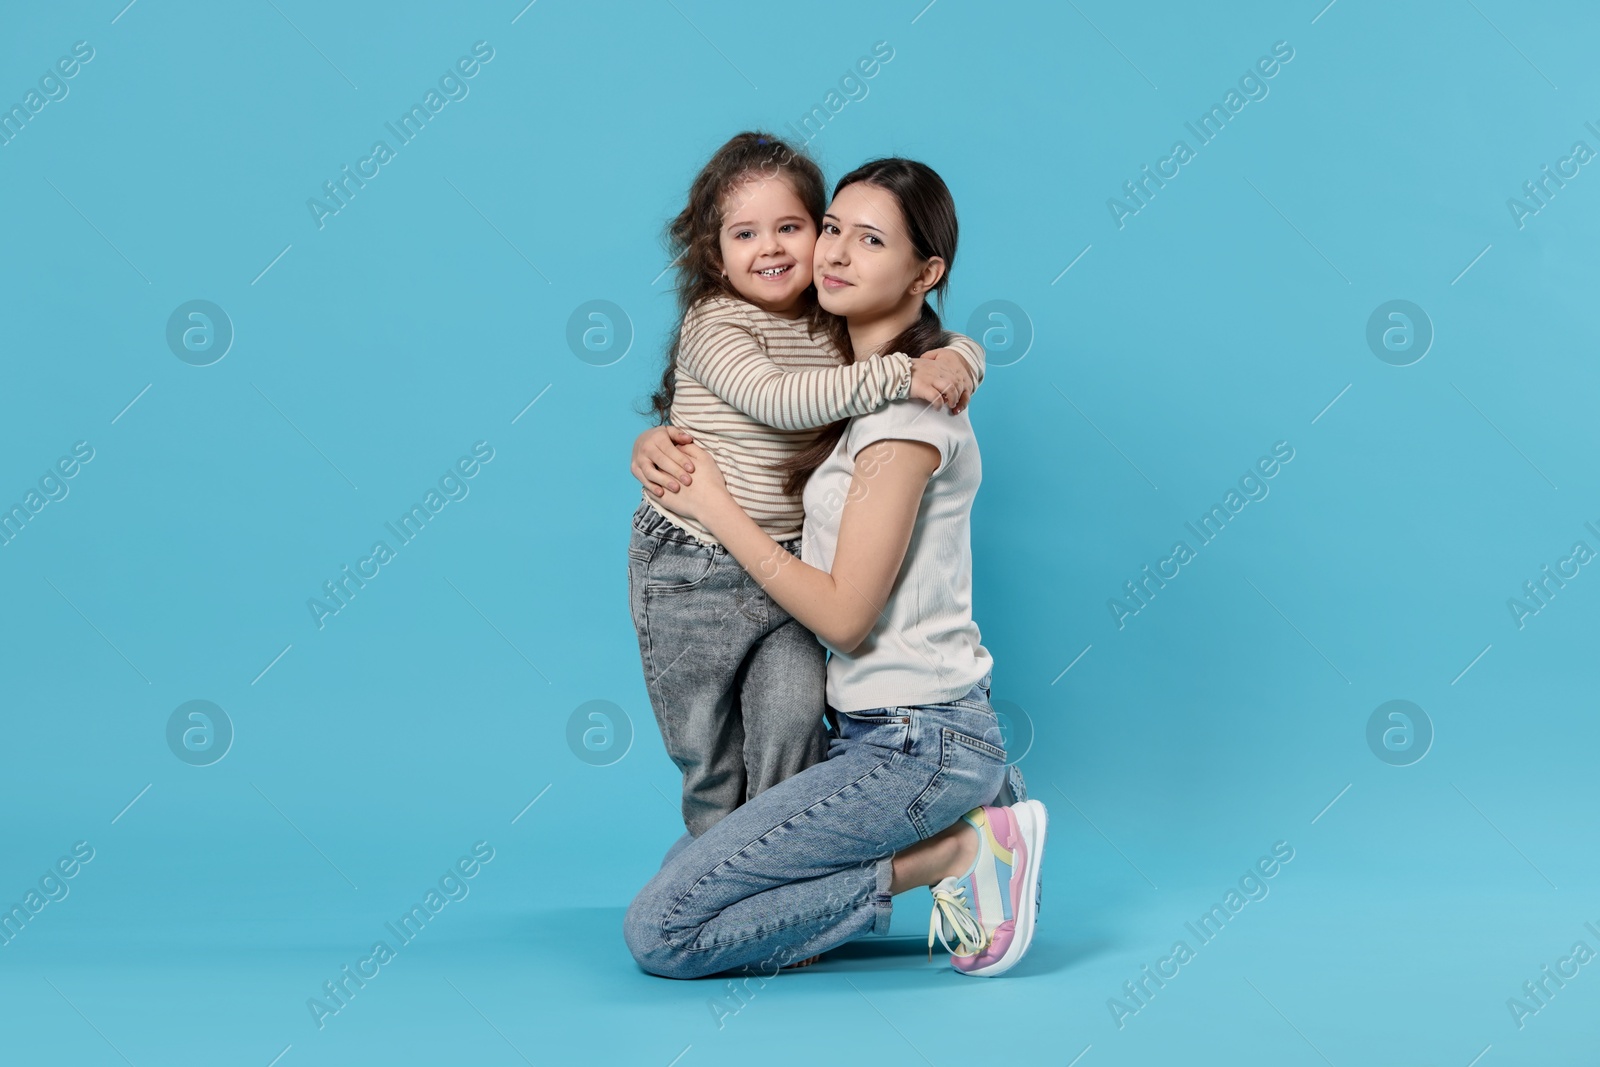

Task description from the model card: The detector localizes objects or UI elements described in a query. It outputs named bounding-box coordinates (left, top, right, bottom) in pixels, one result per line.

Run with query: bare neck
left=847, top=302, right=922, bottom=360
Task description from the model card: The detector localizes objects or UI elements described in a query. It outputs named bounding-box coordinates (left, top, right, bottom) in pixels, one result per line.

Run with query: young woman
left=623, top=158, right=1048, bottom=979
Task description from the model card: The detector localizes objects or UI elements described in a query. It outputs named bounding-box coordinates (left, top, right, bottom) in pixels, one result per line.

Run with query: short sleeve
left=845, top=399, right=962, bottom=477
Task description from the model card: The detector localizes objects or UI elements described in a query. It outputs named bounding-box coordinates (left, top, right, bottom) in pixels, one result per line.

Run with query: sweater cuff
left=947, top=336, right=986, bottom=386
left=888, top=352, right=913, bottom=401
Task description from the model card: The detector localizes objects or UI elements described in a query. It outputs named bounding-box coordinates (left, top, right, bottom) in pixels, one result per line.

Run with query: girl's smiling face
left=717, top=175, right=817, bottom=317
left=812, top=181, right=942, bottom=323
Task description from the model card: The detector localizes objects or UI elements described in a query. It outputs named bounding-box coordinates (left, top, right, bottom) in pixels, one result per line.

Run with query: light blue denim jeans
left=624, top=675, right=1008, bottom=979
left=628, top=501, right=829, bottom=837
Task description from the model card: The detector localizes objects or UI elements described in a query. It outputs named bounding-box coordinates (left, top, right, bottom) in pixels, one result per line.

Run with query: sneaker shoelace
left=927, top=881, right=990, bottom=961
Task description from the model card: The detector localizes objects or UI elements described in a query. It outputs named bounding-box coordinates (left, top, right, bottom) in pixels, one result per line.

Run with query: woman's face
left=812, top=182, right=937, bottom=321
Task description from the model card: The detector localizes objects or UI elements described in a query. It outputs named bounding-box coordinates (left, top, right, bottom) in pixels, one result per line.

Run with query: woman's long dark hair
left=775, top=157, right=959, bottom=494
left=646, top=132, right=828, bottom=423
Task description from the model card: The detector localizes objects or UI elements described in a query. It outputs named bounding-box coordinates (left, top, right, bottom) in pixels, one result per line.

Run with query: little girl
left=630, top=131, right=986, bottom=838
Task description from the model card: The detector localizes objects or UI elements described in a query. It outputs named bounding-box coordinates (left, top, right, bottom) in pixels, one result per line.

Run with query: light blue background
left=2, top=1, right=1597, bottom=1064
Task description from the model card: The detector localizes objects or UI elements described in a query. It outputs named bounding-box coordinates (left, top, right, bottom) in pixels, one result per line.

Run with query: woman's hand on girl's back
left=632, top=425, right=697, bottom=497
left=910, top=350, right=974, bottom=414
left=658, top=443, right=729, bottom=521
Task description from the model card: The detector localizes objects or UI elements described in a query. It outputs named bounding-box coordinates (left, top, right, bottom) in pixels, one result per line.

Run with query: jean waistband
left=839, top=673, right=995, bottom=718
left=632, top=498, right=801, bottom=550
left=632, top=499, right=713, bottom=547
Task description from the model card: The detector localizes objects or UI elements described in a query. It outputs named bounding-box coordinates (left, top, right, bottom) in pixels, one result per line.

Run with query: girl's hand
left=631, top=425, right=696, bottom=496
left=662, top=443, right=730, bottom=522
left=910, top=350, right=975, bottom=414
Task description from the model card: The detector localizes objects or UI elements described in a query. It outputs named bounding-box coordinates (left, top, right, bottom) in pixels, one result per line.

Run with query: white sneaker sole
left=964, top=799, right=1048, bottom=977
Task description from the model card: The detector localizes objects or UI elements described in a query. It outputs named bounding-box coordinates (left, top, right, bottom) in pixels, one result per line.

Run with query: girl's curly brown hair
left=647, top=131, right=831, bottom=423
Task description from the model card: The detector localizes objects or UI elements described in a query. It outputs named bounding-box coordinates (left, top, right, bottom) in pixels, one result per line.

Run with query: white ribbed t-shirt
left=800, top=398, right=993, bottom=713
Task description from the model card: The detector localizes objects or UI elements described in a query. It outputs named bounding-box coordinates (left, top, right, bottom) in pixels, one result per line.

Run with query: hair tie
left=756, top=137, right=768, bottom=145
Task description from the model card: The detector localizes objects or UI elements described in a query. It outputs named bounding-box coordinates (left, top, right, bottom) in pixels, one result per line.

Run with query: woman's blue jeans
left=624, top=676, right=1008, bottom=979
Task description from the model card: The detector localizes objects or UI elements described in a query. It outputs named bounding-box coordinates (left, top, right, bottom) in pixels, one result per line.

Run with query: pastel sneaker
left=927, top=800, right=1048, bottom=977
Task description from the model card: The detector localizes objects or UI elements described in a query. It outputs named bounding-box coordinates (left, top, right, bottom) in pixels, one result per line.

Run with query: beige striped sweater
left=646, top=295, right=986, bottom=544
